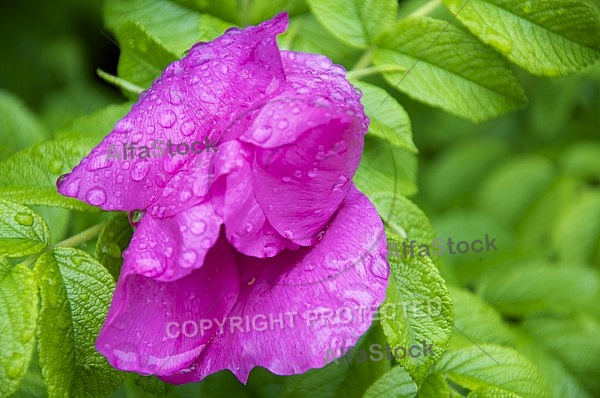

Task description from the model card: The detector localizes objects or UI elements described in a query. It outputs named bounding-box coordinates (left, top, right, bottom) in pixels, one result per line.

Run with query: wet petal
left=96, top=237, right=240, bottom=376
left=161, top=185, right=389, bottom=384
left=211, top=148, right=300, bottom=257
left=58, top=13, right=288, bottom=211
left=123, top=202, right=221, bottom=282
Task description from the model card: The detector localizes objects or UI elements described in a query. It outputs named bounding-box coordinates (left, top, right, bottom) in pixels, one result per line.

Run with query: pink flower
left=57, top=13, right=389, bottom=383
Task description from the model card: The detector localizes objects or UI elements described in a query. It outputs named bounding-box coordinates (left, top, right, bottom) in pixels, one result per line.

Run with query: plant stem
left=411, top=0, right=442, bottom=16
left=351, top=47, right=374, bottom=71
left=347, top=65, right=407, bottom=80
left=20, top=221, right=106, bottom=269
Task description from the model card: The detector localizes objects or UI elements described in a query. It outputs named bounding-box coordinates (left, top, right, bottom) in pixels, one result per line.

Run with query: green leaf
left=0, top=261, right=38, bottom=397
left=104, top=0, right=202, bottom=56
left=0, top=90, right=47, bottom=160
left=0, top=103, right=131, bottom=211
left=198, top=13, right=234, bottom=41
left=380, top=246, right=454, bottom=384
left=280, top=325, right=390, bottom=398
left=418, top=372, right=451, bottom=397
left=35, top=247, right=124, bottom=397
left=307, top=0, right=398, bottom=48
left=116, top=21, right=178, bottom=90
left=443, top=0, right=600, bottom=76
left=95, top=213, right=133, bottom=280
left=478, top=262, right=600, bottom=317
left=279, top=15, right=362, bottom=66
left=522, top=314, right=600, bottom=395
left=362, top=365, right=417, bottom=398
left=0, top=139, right=97, bottom=211
left=242, top=0, right=308, bottom=25
left=422, top=137, right=510, bottom=210
left=448, top=286, right=515, bottom=349
left=0, top=201, right=50, bottom=257
left=372, top=17, right=528, bottom=121
left=476, top=155, right=556, bottom=226
left=353, top=81, right=416, bottom=153
left=552, top=190, right=600, bottom=263
left=560, top=142, right=600, bottom=183
left=434, top=344, right=552, bottom=398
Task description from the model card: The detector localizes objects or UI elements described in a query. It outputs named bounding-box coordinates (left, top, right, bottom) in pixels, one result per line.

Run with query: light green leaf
left=0, top=139, right=98, bottom=211
left=448, top=286, right=515, bottom=349
left=0, top=201, right=50, bottom=257
left=353, top=81, right=416, bottom=153
left=522, top=314, right=600, bottom=395
left=434, top=345, right=552, bottom=398
left=552, top=190, right=600, bottom=263
left=115, top=21, right=178, bottom=90
left=279, top=15, right=362, bottom=66
left=380, top=246, right=454, bottom=384
left=443, top=0, right=600, bottom=76
left=478, top=262, right=600, bottom=317
left=422, top=137, right=510, bottom=210
left=418, top=372, right=451, bottom=397
left=307, top=0, right=398, bottom=48
left=0, top=90, right=47, bottom=160
left=104, top=0, right=202, bottom=56
left=362, top=365, right=417, bottom=398
left=242, top=0, right=308, bottom=25
left=373, top=17, right=528, bottom=121
left=198, top=14, right=234, bottom=41
left=0, top=261, right=38, bottom=397
left=0, top=103, right=131, bottom=211
left=35, top=247, right=124, bottom=397
left=476, top=155, right=556, bottom=226
left=280, top=325, right=390, bottom=398
left=560, top=142, right=600, bottom=183
left=95, top=213, right=132, bottom=280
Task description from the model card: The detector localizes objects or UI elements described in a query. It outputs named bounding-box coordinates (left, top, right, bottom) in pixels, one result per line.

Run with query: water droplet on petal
left=86, top=187, right=107, bottom=206
left=131, top=160, right=150, bottom=181
left=282, top=176, right=292, bottom=182
left=181, top=250, right=197, bottom=268
left=180, top=120, right=196, bottom=136
left=283, top=230, right=294, bottom=239
left=277, top=119, right=289, bottom=129
left=253, top=126, right=272, bottom=143
left=114, top=119, right=134, bottom=134
left=244, top=222, right=253, bottom=233
left=189, top=221, right=206, bottom=235
left=333, top=175, right=349, bottom=191
left=294, top=170, right=302, bottom=178
left=307, top=169, right=317, bottom=178
left=56, top=173, right=69, bottom=189
left=200, top=238, right=211, bottom=249
left=159, top=110, right=177, bottom=128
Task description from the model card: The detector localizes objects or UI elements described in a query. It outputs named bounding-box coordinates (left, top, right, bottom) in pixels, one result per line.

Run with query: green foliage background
left=0, top=0, right=599, bottom=397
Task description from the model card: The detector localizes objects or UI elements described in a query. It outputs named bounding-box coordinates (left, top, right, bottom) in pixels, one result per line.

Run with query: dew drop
left=63, top=178, right=81, bottom=196
left=200, top=238, right=212, bottom=249
left=86, top=187, right=107, bottom=206
left=181, top=250, right=197, bottom=268
left=283, top=230, right=294, bottom=239
left=307, top=169, right=317, bottom=178
left=56, top=173, right=69, bottom=189
left=282, top=176, right=292, bottom=182
left=180, top=120, right=196, bottom=136
left=294, top=170, right=302, bottom=178
left=277, top=119, right=289, bottom=129
left=333, top=175, right=349, bottom=191
left=253, top=126, right=272, bottom=143
left=190, top=220, right=206, bottom=235
left=159, top=110, right=177, bottom=128
left=114, top=119, right=134, bottom=134
left=244, top=222, right=253, bottom=233
left=131, top=160, right=150, bottom=182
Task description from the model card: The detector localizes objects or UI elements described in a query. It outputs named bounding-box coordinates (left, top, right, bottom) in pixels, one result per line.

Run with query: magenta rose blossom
left=57, top=13, right=389, bottom=383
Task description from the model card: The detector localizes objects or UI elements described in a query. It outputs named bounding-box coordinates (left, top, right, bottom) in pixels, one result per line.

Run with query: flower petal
left=58, top=13, right=288, bottom=211
left=242, top=52, right=368, bottom=245
left=123, top=202, right=221, bottom=282
left=160, top=184, right=389, bottom=384
left=96, top=237, right=240, bottom=376
left=211, top=146, right=300, bottom=257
